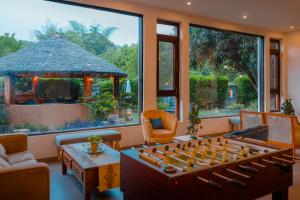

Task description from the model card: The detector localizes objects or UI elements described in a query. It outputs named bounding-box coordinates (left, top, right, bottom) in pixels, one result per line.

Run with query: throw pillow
left=150, top=118, right=165, bottom=129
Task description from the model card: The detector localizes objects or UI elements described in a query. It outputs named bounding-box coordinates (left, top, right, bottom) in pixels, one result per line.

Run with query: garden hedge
left=190, top=74, right=228, bottom=109
left=234, top=75, right=257, bottom=106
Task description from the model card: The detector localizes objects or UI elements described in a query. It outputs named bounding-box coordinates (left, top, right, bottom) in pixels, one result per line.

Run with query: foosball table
left=120, top=137, right=297, bottom=200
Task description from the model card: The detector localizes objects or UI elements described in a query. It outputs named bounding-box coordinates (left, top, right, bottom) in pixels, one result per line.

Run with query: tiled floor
left=49, top=151, right=300, bottom=200
left=49, top=162, right=122, bottom=200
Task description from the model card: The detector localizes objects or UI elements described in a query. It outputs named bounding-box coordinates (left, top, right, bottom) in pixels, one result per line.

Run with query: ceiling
left=124, top=0, right=299, bottom=32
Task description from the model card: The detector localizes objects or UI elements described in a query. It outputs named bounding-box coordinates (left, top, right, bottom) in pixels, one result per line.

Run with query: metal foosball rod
left=281, top=154, right=300, bottom=160
left=261, top=158, right=290, bottom=168
left=196, top=176, right=222, bottom=189
left=225, top=168, right=251, bottom=179
left=212, top=172, right=246, bottom=187
left=251, top=162, right=266, bottom=168
left=272, top=156, right=295, bottom=165
left=139, top=149, right=187, bottom=172
left=151, top=147, right=192, bottom=170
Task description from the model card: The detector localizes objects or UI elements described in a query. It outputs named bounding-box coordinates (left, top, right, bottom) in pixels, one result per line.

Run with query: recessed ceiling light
left=242, top=15, right=248, bottom=19
left=187, top=2, right=192, bottom=5
left=290, top=26, right=295, bottom=29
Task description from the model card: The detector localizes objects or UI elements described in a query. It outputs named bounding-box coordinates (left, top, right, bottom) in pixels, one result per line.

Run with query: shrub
left=13, top=123, right=49, bottom=132
left=190, top=74, right=228, bottom=109
left=119, top=92, right=137, bottom=111
left=225, top=102, right=245, bottom=111
left=0, top=104, right=8, bottom=126
left=87, top=93, right=115, bottom=121
left=234, top=75, right=257, bottom=106
left=98, top=78, right=139, bottom=111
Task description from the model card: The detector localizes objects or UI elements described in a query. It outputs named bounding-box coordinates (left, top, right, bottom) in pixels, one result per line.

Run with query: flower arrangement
left=87, top=135, right=103, bottom=153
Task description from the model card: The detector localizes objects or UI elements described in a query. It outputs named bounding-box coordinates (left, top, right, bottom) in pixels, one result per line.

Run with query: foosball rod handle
left=196, top=176, right=222, bottom=189
left=238, top=165, right=258, bottom=173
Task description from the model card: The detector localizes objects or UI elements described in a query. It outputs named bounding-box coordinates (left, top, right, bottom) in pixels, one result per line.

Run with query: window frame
left=1, top=0, right=144, bottom=136
left=189, top=24, right=265, bottom=118
left=156, top=20, right=180, bottom=116
left=269, top=39, right=281, bottom=112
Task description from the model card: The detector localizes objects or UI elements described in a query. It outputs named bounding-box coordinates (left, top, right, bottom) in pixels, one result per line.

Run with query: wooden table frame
left=61, top=143, right=120, bottom=200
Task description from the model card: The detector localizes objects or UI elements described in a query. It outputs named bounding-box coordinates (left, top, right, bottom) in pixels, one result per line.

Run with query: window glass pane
left=270, top=93, right=280, bottom=111
left=270, top=54, right=279, bottom=90
left=157, top=23, right=177, bottom=36
left=189, top=26, right=261, bottom=118
left=270, top=41, right=280, bottom=51
left=159, top=41, right=174, bottom=91
left=0, top=0, right=142, bottom=135
left=157, top=96, right=176, bottom=114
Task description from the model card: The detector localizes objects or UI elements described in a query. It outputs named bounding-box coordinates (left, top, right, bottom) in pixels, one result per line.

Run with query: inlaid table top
left=61, top=143, right=120, bottom=170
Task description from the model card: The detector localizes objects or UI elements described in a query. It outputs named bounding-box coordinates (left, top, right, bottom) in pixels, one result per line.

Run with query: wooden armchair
left=240, top=110, right=265, bottom=130
left=141, top=110, right=178, bottom=144
left=240, top=110, right=300, bottom=152
left=264, top=113, right=300, bottom=149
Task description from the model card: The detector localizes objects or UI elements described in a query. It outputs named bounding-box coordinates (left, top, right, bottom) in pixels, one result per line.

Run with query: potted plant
left=281, top=99, right=295, bottom=115
left=87, top=135, right=103, bottom=154
left=187, top=105, right=202, bottom=139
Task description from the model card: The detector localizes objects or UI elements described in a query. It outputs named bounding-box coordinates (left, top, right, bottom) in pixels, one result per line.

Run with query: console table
left=61, top=143, right=120, bottom=200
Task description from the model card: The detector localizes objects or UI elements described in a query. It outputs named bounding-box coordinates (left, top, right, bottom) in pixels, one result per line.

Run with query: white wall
left=27, top=0, right=285, bottom=159
left=286, top=31, right=300, bottom=115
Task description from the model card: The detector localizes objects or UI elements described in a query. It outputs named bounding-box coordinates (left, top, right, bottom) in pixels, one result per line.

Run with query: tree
left=100, top=44, right=139, bottom=79
left=0, top=33, right=23, bottom=57
left=31, top=20, right=116, bottom=56
left=190, top=27, right=258, bottom=91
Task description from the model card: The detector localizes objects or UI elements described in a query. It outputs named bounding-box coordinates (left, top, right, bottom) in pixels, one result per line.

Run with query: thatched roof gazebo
left=0, top=35, right=127, bottom=104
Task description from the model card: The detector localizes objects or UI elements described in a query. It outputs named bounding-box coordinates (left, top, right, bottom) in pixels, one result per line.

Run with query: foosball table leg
left=272, top=188, right=288, bottom=200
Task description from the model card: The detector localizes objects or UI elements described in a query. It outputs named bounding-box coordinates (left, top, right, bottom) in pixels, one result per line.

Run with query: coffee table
left=61, top=143, right=120, bottom=200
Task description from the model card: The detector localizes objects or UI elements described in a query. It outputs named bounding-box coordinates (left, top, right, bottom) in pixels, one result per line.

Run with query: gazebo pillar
left=112, top=76, right=120, bottom=114
left=83, top=76, right=93, bottom=101
left=113, top=76, right=120, bottom=99
left=4, top=75, right=15, bottom=105
left=32, top=76, right=39, bottom=103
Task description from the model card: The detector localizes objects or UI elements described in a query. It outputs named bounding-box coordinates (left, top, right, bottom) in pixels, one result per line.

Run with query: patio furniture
left=0, top=133, right=50, bottom=200
left=61, top=143, right=120, bottom=200
left=141, top=109, right=178, bottom=144
left=55, top=129, right=121, bottom=160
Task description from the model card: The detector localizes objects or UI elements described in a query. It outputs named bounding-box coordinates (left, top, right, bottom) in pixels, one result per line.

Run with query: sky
left=0, top=0, right=140, bottom=45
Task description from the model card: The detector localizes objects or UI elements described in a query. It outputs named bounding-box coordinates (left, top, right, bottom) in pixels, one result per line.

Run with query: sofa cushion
left=7, top=151, right=35, bottom=165
left=0, top=143, right=8, bottom=161
left=152, top=129, right=173, bottom=138
left=11, top=159, right=37, bottom=167
left=0, top=156, right=10, bottom=168
left=55, top=130, right=121, bottom=147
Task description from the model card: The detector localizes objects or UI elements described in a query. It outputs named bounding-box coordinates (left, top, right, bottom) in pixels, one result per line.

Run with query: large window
left=0, top=0, right=142, bottom=135
left=189, top=25, right=264, bottom=118
left=270, top=39, right=281, bottom=112
left=156, top=21, right=179, bottom=116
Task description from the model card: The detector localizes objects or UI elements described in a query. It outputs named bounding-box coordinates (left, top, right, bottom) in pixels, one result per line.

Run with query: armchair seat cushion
left=152, top=129, right=173, bottom=138
left=11, top=159, right=37, bottom=167
left=8, top=151, right=35, bottom=165
left=0, top=157, right=10, bottom=168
